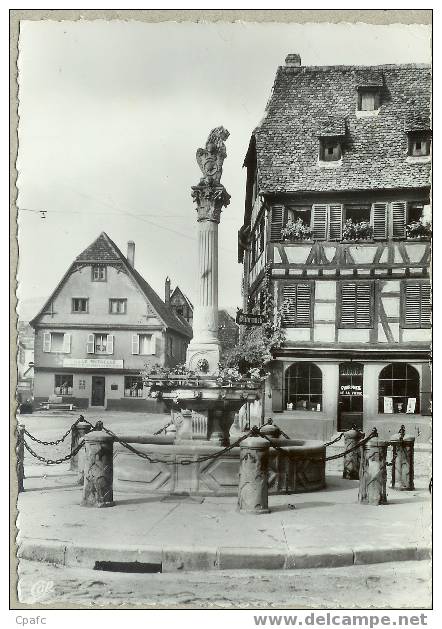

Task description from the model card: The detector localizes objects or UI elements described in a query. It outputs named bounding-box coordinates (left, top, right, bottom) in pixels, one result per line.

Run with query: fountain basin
left=113, top=437, right=326, bottom=496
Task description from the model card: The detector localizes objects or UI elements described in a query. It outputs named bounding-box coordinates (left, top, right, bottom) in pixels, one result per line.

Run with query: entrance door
left=91, top=376, right=105, bottom=407
left=338, top=363, right=363, bottom=431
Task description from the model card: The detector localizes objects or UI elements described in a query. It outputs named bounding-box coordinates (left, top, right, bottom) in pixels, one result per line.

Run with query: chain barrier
left=23, top=415, right=93, bottom=446
left=259, top=429, right=377, bottom=463
left=153, top=421, right=174, bottom=436
left=23, top=439, right=85, bottom=465
left=323, top=432, right=344, bottom=448
left=386, top=440, right=401, bottom=467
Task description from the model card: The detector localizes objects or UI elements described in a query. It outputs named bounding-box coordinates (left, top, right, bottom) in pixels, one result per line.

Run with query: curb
left=17, top=539, right=432, bottom=573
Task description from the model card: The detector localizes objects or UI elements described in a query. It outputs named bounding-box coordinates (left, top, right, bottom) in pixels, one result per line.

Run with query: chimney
left=285, top=53, right=301, bottom=67
left=127, top=240, right=135, bottom=267
left=165, top=276, right=171, bottom=304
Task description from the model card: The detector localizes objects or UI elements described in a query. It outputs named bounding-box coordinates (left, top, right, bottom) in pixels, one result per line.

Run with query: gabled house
left=239, top=55, right=431, bottom=440
left=30, top=232, right=192, bottom=411
left=165, top=278, right=194, bottom=327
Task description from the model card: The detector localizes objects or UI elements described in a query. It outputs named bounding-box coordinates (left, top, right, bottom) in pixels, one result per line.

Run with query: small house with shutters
left=30, top=232, right=192, bottom=411
left=239, top=55, right=431, bottom=441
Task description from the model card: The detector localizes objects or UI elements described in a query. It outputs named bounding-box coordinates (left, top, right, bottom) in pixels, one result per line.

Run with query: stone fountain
left=113, top=128, right=326, bottom=496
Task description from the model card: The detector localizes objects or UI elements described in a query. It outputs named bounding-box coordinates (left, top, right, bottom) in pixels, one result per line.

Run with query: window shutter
left=86, top=334, right=95, bottom=354
left=312, top=204, right=328, bottom=240
left=132, top=334, right=140, bottom=355
left=270, top=205, right=287, bottom=241
left=43, top=332, right=51, bottom=353
left=340, top=283, right=372, bottom=328
left=340, top=283, right=356, bottom=327
left=371, top=202, right=387, bottom=240
left=329, top=204, right=343, bottom=240
left=391, top=201, right=406, bottom=238
left=404, top=283, right=431, bottom=328
left=62, top=333, right=71, bottom=354
left=149, top=334, right=156, bottom=355
left=283, top=283, right=312, bottom=327
left=106, top=334, right=114, bottom=355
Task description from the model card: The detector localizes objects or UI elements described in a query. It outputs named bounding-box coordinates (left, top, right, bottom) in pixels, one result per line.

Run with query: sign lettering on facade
left=63, top=358, right=124, bottom=369
left=236, top=309, right=266, bottom=326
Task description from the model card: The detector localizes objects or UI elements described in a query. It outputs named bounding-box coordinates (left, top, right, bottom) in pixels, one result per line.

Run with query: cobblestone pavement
left=16, top=559, right=431, bottom=608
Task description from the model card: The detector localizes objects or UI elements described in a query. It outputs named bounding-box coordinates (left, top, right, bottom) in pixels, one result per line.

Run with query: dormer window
left=408, top=132, right=431, bottom=157
left=358, top=88, right=380, bottom=112
left=319, top=138, right=341, bottom=162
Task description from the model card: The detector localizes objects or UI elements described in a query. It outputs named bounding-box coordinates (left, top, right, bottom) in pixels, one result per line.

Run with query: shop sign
left=63, top=358, right=124, bottom=369
left=236, top=309, right=266, bottom=326
left=340, top=384, right=362, bottom=396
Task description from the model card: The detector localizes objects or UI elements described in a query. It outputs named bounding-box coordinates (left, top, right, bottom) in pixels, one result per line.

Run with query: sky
left=16, top=20, right=431, bottom=320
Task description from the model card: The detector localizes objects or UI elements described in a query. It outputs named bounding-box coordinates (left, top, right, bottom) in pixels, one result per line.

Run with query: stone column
left=390, top=427, right=415, bottom=491
left=238, top=436, right=270, bottom=514
left=343, top=427, right=365, bottom=480
left=358, top=434, right=388, bottom=505
left=82, top=431, right=114, bottom=508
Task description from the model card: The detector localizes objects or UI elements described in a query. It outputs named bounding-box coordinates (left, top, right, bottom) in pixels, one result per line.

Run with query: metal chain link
left=259, top=430, right=377, bottom=463
left=23, top=439, right=85, bottom=465
left=153, top=421, right=174, bottom=436
left=323, top=432, right=344, bottom=448
left=23, top=416, right=93, bottom=446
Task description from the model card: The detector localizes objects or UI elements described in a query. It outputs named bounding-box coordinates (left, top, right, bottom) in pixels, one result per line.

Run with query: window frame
left=54, top=374, right=73, bottom=396
left=284, top=362, right=323, bottom=412
left=124, top=375, right=144, bottom=398
left=91, top=265, right=107, bottom=282
left=109, top=298, right=127, bottom=314
left=407, top=132, right=431, bottom=157
left=338, top=280, right=374, bottom=329
left=400, top=280, right=431, bottom=329
left=71, top=297, right=89, bottom=313
left=357, top=87, right=381, bottom=112
left=378, top=363, right=420, bottom=414
left=319, top=138, right=342, bottom=162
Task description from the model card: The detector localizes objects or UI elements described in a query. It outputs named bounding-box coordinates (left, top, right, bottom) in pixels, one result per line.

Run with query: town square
left=12, top=11, right=432, bottom=615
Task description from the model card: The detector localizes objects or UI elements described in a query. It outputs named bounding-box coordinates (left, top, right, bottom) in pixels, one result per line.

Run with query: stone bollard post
left=81, top=427, right=114, bottom=508
left=259, top=419, right=281, bottom=440
left=358, top=429, right=388, bottom=505
left=238, top=434, right=270, bottom=514
left=343, top=426, right=365, bottom=480
left=16, top=424, right=25, bottom=494
left=75, top=421, right=93, bottom=485
left=70, top=416, right=92, bottom=472
left=390, top=425, right=415, bottom=491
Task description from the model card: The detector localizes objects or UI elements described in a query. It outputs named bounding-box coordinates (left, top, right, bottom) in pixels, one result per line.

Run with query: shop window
left=408, top=132, right=431, bottom=157
left=282, top=282, right=313, bottom=328
left=72, top=298, right=88, bottom=313
left=109, top=298, right=127, bottom=314
left=378, top=363, right=420, bottom=414
left=285, top=363, right=323, bottom=411
left=54, top=374, right=73, bottom=396
left=339, top=282, right=374, bottom=328
left=92, top=265, right=107, bottom=281
left=401, top=282, right=431, bottom=329
left=319, top=138, right=342, bottom=162
left=124, top=376, right=143, bottom=398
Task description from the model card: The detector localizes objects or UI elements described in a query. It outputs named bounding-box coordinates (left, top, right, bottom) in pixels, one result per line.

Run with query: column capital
left=191, top=183, right=231, bottom=223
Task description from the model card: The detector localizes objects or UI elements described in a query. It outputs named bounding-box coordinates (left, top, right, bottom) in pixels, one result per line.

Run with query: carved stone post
left=16, top=424, right=25, bottom=494
left=358, top=432, right=388, bottom=505
left=82, top=430, right=114, bottom=508
left=238, top=436, right=270, bottom=514
left=343, top=427, right=365, bottom=480
left=390, top=426, right=415, bottom=491
left=70, top=418, right=92, bottom=474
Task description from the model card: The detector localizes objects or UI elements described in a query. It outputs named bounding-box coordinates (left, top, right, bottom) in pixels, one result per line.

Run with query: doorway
left=338, top=363, right=363, bottom=431
left=91, top=376, right=105, bottom=407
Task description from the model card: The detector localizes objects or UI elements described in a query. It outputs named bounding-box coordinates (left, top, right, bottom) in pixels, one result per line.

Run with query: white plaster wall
left=284, top=328, right=311, bottom=342
left=338, top=329, right=370, bottom=343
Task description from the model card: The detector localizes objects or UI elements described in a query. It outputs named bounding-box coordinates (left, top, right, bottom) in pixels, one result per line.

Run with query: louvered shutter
left=391, top=201, right=407, bottom=238
left=404, top=283, right=431, bottom=328
left=106, top=334, right=114, bottom=355
left=270, top=205, right=287, bottom=241
left=43, top=332, right=51, bottom=352
left=86, top=333, right=95, bottom=354
left=329, top=204, right=343, bottom=240
left=371, top=202, right=387, bottom=240
left=132, top=334, right=140, bottom=355
left=340, top=283, right=373, bottom=328
left=283, top=283, right=312, bottom=327
left=312, top=204, right=328, bottom=240
left=62, top=333, right=71, bottom=354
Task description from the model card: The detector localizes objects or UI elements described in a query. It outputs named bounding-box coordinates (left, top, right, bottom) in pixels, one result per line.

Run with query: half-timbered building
left=239, top=55, right=431, bottom=440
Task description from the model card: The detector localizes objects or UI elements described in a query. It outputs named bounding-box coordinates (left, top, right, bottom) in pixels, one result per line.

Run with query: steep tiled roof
left=250, top=63, right=431, bottom=193
left=31, top=232, right=192, bottom=338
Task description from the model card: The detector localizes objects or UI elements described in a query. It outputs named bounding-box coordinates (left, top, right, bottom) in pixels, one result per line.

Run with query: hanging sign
left=236, top=309, right=266, bottom=326
left=340, top=384, right=362, bottom=396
